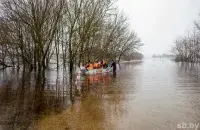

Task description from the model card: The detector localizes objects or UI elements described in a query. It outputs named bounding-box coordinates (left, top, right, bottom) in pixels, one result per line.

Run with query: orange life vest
left=97, top=63, right=101, bottom=68
left=94, top=62, right=99, bottom=68
left=88, top=63, right=93, bottom=70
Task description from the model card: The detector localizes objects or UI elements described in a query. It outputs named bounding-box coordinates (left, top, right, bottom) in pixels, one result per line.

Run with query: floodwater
left=1, top=58, right=200, bottom=130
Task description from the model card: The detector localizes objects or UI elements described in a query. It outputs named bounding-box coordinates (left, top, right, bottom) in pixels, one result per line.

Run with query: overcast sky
left=117, top=0, right=200, bottom=56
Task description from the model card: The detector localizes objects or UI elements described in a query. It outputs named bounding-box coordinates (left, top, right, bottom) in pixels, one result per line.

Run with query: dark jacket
left=111, top=61, right=116, bottom=71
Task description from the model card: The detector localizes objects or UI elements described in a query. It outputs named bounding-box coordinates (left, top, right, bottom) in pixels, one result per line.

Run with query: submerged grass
left=35, top=94, right=107, bottom=130
left=35, top=83, right=126, bottom=130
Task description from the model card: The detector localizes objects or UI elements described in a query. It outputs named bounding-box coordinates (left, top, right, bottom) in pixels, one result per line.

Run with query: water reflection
left=0, top=70, right=68, bottom=129
left=75, top=73, right=113, bottom=97
left=36, top=70, right=123, bottom=130
left=1, top=59, right=200, bottom=130
left=0, top=67, right=118, bottom=129
left=114, top=59, right=200, bottom=130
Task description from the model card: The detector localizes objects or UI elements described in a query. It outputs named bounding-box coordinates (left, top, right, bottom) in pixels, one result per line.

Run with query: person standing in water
left=111, top=59, right=117, bottom=77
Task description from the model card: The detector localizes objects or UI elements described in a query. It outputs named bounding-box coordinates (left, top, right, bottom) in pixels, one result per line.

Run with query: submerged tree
left=172, top=14, right=200, bottom=63
left=172, top=28, right=200, bottom=63
left=0, top=0, right=65, bottom=72
left=0, top=0, right=143, bottom=103
left=0, top=0, right=142, bottom=83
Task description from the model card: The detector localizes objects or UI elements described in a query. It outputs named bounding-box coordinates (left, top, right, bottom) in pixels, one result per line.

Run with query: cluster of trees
left=172, top=15, right=200, bottom=62
left=152, top=54, right=174, bottom=58
left=122, top=52, right=143, bottom=61
left=0, top=0, right=142, bottom=73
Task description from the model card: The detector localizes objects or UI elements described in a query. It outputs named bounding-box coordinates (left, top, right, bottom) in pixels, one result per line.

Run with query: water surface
left=1, top=58, right=200, bottom=130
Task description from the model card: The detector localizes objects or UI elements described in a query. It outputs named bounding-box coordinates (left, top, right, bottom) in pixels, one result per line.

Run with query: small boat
left=75, top=67, right=113, bottom=81
left=82, top=67, right=113, bottom=75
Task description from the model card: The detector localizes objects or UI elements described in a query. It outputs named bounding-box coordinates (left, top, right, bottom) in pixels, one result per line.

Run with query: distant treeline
left=172, top=14, right=200, bottom=63
left=152, top=54, right=175, bottom=58
left=122, top=52, right=143, bottom=61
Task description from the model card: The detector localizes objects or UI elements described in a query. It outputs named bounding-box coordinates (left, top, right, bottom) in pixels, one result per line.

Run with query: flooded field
left=1, top=58, right=200, bottom=130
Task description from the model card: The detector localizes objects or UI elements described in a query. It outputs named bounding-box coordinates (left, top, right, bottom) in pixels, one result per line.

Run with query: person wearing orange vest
left=93, top=61, right=99, bottom=69
left=88, top=62, right=93, bottom=70
left=85, top=60, right=93, bottom=70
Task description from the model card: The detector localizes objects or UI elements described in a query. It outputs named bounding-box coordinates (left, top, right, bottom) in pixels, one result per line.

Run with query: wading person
left=111, top=59, right=116, bottom=77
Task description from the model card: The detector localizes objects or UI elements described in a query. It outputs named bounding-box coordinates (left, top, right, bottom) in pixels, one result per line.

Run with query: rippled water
left=1, top=58, right=200, bottom=130
left=105, top=58, right=200, bottom=130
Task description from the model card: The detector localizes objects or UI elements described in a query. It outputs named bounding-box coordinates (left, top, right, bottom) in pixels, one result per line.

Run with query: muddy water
left=1, top=58, right=200, bottom=130
left=109, top=59, right=200, bottom=130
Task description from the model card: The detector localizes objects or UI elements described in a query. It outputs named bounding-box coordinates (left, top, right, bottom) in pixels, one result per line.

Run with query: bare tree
left=1, top=0, right=65, bottom=72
